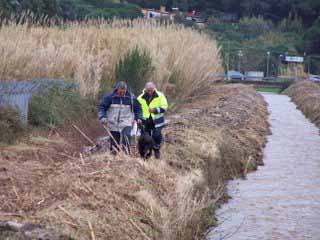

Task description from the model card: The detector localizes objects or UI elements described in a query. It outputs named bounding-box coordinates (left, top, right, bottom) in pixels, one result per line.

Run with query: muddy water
left=207, top=93, right=320, bottom=240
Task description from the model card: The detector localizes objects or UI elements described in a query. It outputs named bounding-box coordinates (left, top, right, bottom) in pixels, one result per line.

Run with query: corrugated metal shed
left=0, top=79, right=77, bottom=124
left=0, top=82, right=40, bottom=124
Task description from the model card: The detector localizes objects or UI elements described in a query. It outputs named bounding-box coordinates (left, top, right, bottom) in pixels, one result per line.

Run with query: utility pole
left=267, top=51, right=270, bottom=78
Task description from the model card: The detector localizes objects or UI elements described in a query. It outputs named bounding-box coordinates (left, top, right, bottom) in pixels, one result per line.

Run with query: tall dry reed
left=0, top=19, right=223, bottom=98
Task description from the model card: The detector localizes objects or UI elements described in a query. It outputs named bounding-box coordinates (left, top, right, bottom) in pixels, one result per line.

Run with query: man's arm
left=133, top=98, right=143, bottom=120
left=155, top=94, right=168, bottom=114
left=98, top=95, right=112, bottom=120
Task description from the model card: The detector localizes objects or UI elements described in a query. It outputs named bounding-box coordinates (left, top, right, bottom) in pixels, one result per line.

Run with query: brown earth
left=284, top=80, right=320, bottom=129
left=0, top=84, right=269, bottom=240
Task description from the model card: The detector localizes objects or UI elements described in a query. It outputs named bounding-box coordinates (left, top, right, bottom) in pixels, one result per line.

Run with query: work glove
left=100, top=117, right=107, bottom=125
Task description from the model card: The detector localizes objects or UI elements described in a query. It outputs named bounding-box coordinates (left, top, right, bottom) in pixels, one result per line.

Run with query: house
left=141, top=5, right=176, bottom=21
left=186, top=11, right=207, bottom=27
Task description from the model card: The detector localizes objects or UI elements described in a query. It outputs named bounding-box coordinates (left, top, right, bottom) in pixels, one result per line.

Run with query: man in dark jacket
left=98, top=81, right=142, bottom=154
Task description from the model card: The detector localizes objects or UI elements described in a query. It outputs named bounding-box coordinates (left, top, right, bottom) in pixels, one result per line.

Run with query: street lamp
left=266, top=51, right=270, bottom=78
left=277, top=54, right=283, bottom=77
left=238, top=50, right=243, bottom=72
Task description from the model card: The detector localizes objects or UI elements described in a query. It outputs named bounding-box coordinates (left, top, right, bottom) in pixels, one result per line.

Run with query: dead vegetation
left=284, top=80, right=320, bottom=128
left=0, top=84, right=269, bottom=240
left=0, top=19, right=223, bottom=99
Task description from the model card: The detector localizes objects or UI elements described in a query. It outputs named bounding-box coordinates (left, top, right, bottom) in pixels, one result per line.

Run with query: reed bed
left=0, top=19, right=223, bottom=98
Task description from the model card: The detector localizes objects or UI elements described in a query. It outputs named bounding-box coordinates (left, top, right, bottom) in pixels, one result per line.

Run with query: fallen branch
left=58, top=205, right=77, bottom=223
left=0, top=213, right=24, bottom=218
left=129, top=218, right=152, bottom=240
left=87, top=220, right=96, bottom=240
left=72, top=124, right=96, bottom=147
left=10, top=178, right=20, bottom=201
left=80, top=153, right=85, bottom=165
left=102, top=125, right=121, bottom=154
left=82, top=182, right=99, bottom=199
left=62, top=220, right=78, bottom=229
left=120, top=209, right=151, bottom=240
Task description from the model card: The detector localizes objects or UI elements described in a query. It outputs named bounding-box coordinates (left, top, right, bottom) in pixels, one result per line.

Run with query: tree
left=303, top=17, right=320, bottom=55
left=116, top=47, right=154, bottom=96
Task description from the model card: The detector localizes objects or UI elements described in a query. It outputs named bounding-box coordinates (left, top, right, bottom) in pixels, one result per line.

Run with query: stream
left=207, top=93, right=320, bottom=240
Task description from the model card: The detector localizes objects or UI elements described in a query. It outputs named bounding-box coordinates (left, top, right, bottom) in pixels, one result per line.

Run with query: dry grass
left=0, top=84, right=269, bottom=240
left=284, top=80, right=320, bottom=128
left=0, top=19, right=223, bottom=98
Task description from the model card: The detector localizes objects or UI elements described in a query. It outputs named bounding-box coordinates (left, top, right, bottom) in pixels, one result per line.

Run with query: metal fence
left=0, top=82, right=40, bottom=124
left=0, top=79, right=76, bottom=124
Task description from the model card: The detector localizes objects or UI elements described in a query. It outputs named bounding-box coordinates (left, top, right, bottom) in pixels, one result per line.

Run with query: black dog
left=138, top=124, right=155, bottom=159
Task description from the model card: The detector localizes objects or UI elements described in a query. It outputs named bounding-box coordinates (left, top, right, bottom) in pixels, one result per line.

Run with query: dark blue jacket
left=98, top=90, right=142, bottom=122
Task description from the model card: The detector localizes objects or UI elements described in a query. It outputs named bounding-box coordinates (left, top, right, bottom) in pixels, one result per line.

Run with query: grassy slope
left=284, top=80, right=320, bottom=129
left=0, top=84, right=269, bottom=240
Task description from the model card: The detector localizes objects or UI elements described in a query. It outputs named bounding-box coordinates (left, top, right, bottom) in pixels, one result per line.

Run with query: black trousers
left=110, top=126, right=131, bottom=154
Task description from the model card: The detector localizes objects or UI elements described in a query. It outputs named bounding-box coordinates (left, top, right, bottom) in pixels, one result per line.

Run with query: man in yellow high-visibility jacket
left=137, top=82, right=168, bottom=159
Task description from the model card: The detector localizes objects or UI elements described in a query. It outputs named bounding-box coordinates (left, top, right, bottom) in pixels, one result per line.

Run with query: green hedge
left=29, top=86, right=96, bottom=127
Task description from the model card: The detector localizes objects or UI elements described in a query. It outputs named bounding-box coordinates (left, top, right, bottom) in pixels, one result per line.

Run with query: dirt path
left=207, top=93, right=320, bottom=240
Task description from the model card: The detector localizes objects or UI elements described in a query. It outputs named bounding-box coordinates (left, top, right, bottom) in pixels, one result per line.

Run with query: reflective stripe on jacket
left=137, top=89, right=168, bottom=128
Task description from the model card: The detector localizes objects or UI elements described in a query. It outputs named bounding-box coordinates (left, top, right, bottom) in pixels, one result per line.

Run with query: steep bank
left=284, top=81, right=320, bottom=129
left=0, top=84, right=269, bottom=240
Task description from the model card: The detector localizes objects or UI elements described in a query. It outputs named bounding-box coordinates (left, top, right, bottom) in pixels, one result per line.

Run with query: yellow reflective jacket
left=137, top=89, right=168, bottom=128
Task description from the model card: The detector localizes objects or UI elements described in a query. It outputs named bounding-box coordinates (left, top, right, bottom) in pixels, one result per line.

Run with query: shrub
left=0, top=106, right=26, bottom=144
left=115, top=46, right=154, bottom=95
left=29, top=86, right=96, bottom=127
